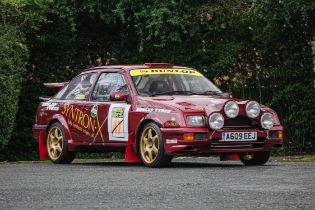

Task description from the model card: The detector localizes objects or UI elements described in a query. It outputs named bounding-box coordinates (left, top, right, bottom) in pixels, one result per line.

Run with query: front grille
left=194, top=133, right=206, bottom=141
left=223, top=116, right=259, bottom=129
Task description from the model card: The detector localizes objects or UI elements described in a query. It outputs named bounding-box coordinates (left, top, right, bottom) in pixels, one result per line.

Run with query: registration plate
left=221, top=132, right=257, bottom=141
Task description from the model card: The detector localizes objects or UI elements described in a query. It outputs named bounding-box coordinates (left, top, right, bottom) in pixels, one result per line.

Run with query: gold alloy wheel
left=140, top=126, right=159, bottom=164
left=47, top=127, right=63, bottom=161
left=242, top=152, right=254, bottom=161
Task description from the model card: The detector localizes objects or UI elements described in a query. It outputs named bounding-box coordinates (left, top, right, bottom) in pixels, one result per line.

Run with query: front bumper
left=161, top=125, right=283, bottom=155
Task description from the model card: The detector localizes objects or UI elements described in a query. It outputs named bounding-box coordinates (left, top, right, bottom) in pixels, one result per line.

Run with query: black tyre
left=139, top=123, right=172, bottom=168
left=46, top=122, right=76, bottom=164
left=239, top=151, right=270, bottom=166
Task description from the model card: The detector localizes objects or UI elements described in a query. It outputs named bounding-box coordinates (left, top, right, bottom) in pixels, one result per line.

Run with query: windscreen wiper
left=199, top=90, right=223, bottom=96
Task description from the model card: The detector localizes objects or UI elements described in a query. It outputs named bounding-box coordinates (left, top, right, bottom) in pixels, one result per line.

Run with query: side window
left=55, top=73, right=97, bottom=100
left=91, top=73, right=129, bottom=102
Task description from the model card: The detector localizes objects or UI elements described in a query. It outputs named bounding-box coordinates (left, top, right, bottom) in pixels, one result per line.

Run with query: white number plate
left=221, top=132, right=257, bottom=141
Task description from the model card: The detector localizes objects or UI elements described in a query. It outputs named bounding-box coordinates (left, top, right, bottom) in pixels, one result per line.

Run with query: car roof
left=83, top=63, right=192, bottom=73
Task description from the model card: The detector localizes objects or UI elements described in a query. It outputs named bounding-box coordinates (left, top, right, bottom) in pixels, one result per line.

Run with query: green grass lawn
left=271, top=154, right=315, bottom=162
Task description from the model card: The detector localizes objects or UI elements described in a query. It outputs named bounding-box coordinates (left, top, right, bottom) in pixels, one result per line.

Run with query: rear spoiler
left=39, top=82, right=67, bottom=101
left=43, top=82, right=67, bottom=90
left=39, top=96, right=51, bottom=101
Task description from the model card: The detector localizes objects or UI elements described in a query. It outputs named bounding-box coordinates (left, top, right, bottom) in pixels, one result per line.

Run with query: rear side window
left=55, top=73, right=97, bottom=100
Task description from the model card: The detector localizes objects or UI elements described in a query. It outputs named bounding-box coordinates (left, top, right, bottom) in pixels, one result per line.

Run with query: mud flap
left=39, top=131, right=48, bottom=160
left=220, top=153, right=240, bottom=161
left=125, top=135, right=142, bottom=163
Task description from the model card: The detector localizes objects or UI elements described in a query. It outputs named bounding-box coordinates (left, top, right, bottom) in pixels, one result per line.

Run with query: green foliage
left=312, top=36, right=315, bottom=88
left=247, top=0, right=315, bottom=152
left=0, top=0, right=51, bottom=159
left=0, top=25, right=28, bottom=149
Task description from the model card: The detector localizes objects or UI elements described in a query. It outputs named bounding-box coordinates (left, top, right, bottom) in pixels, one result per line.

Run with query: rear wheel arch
left=46, top=119, right=60, bottom=133
left=46, top=115, right=72, bottom=142
left=46, top=122, right=76, bottom=164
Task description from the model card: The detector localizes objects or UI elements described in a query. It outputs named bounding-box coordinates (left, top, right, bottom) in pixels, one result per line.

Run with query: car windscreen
left=130, top=68, right=223, bottom=96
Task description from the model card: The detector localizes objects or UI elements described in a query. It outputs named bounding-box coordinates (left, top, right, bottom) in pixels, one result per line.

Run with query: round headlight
left=246, top=101, right=261, bottom=118
left=261, top=113, right=274, bottom=129
left=224, top=101, right=239, bottom=118
left=209, top=113, right=224, bottom=130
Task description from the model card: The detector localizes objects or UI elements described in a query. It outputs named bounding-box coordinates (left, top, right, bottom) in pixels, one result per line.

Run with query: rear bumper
left=161, top=125, right=283, bottom=155
left=32, top=124, right=47, bottom=140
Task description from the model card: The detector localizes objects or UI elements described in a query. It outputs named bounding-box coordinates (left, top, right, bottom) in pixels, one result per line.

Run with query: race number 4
left=108, top=104, right=130, bottom=141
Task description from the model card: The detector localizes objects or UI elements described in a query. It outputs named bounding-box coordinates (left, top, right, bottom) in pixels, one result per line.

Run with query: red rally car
left=33, top=63, right=283, bottom=167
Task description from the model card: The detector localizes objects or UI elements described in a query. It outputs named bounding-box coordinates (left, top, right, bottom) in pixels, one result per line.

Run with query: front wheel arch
left=136, top=119, right=159, bottom=154
left=137, top=122, right=172, bottom=167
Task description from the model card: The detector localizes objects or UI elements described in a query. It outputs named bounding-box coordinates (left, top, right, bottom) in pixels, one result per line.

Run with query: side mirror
left=110, top=91, right=129, bottom=102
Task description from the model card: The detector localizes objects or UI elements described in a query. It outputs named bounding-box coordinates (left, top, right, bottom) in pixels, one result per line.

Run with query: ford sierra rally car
left=33, top=63, right=283, bottom=167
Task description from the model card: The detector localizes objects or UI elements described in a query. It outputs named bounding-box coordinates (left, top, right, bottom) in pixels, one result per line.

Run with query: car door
left=56, top=72, right=98, bottom=143
left=83, top=71, right=131, bottom=144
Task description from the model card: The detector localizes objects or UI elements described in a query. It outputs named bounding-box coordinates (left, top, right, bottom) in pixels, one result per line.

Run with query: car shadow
left=73, top=160, right=278, bottom=168
left=170, top=162, right=243, bottom=168
left=73, top=161, right=143, bottom=167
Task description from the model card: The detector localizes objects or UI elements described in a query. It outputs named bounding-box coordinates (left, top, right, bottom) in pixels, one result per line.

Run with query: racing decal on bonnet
left=130, top=68, right=202, bottom=76
left=108, top=104, right=131, bottom=141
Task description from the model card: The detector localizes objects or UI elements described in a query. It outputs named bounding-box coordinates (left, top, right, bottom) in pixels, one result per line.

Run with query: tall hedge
left=0, top=0, right=51, bottom=159
left=0, top=25, right=28, bottom=149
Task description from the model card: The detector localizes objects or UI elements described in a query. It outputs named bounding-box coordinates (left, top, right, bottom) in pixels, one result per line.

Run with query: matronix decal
left=136, top=107, right=171, bottom=114
left=62, top=104, right=100, bottom=138
left=108, top=104, right=131, bottom=141
left=130, top=68, right=202, bottom=76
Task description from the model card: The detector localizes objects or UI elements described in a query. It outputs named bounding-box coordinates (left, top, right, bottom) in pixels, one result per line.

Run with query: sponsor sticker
left=42, top=102, right=59, bottom=111
left=130, top=68, right=202, bottom=77
left=108, top=104, right=131, bottom=141
left=136, top=107, right=171, bottom=114
left=91, top=105, right=98, bottom=118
